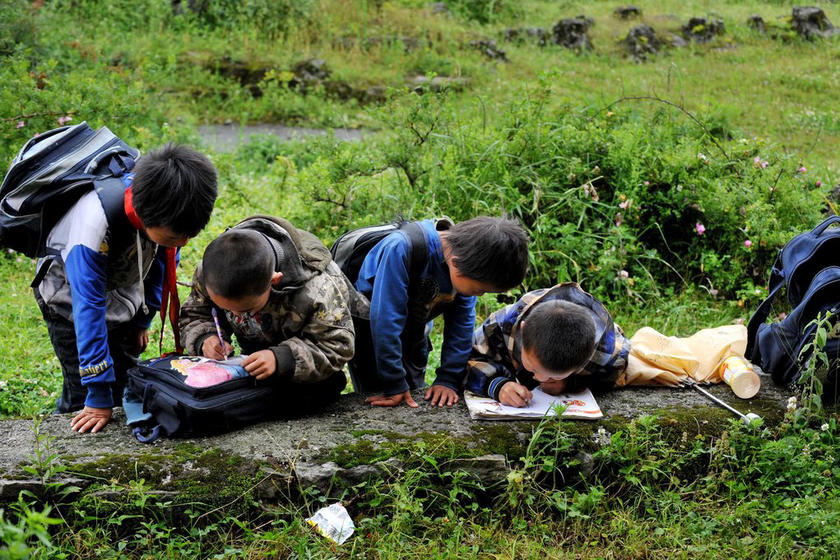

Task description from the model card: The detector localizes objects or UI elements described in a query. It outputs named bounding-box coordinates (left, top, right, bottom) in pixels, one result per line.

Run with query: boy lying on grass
left=465, top=283, right=629, bottom=407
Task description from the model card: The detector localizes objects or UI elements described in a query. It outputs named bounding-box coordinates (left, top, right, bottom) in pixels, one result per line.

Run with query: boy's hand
left=498, top=382, right=533, bottom=408
left=132, top=328, right=149, bottom=354
left=202, top=336, right=234, bottom=360
left=70, top=406, right=112, bottom=433
left=425, top=385, right=459, bottom=407
left=243, top=350, right=276, bottom=380
left=365, top=391, right=419, bottom=408
left=540, top=378, right=567, bottom=396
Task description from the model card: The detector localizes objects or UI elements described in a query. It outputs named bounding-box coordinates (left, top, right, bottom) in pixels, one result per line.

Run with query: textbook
left=464, top=387, right=603, bottom=420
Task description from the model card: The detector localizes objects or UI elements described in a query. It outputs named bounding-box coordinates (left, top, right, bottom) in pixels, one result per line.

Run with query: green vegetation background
left=0, top=0, right=839, bottom=557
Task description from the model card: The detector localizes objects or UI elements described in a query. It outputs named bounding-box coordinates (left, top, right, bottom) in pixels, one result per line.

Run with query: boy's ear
left=270, top=271, right=284, bottom=286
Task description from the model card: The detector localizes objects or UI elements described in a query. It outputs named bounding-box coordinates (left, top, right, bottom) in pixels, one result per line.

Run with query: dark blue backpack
left=126, top=356, right=276, bottom=442
left=0, top=122, right=138, bottom=261
left=746, top=216, right=840, bottom=387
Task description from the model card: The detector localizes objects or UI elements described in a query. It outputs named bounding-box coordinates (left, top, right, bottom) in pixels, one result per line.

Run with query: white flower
left=821, top=423, right=830, bottom=432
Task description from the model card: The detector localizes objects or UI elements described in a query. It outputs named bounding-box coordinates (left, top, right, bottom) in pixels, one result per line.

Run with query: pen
left=211, top=307, right=228, bottom=358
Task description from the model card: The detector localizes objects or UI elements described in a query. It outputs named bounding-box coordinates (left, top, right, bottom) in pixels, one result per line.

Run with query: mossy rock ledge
left=0, top=383, right=792, bottom=504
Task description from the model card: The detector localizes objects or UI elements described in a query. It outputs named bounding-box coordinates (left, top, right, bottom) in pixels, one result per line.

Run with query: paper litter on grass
left=306, top=503, right=355, bottom=545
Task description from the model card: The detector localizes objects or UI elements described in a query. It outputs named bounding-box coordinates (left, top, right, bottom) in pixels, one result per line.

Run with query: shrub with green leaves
left=289, top=87, right=824, bottom=305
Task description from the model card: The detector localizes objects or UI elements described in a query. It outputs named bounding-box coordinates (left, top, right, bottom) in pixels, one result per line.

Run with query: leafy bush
left=290, top=86, right=824, bottom=305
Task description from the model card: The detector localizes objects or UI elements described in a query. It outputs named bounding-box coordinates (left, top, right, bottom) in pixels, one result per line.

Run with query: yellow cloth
left=619, top=324, right=748, bottom=387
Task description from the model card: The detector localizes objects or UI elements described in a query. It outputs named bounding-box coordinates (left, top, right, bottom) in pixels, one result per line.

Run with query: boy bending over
left=180, top=216, right=362, bottom=411
left=352, top=216, right=530, bottom=408
left=465, top=283, right=630, bottom=407
left=35, top=145, right=218, bottom=433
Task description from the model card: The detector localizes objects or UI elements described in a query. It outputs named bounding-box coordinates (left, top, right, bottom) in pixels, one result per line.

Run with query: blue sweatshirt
left=38, top=175, right=168, bottom=408
left=355, top=220, right=477, bottom=395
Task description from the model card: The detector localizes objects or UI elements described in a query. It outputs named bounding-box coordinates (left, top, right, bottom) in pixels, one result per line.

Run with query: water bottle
left=717, top=356, right=760, bottom=399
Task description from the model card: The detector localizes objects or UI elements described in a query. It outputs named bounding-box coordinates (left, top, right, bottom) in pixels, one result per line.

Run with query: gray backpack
left=0, top=121, right=139, bottom=261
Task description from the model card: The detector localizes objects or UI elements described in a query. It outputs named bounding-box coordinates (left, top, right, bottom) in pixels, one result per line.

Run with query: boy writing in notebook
left=180, top=216, right=363, bottom=411
left=465, top=283, right=630, bottom=407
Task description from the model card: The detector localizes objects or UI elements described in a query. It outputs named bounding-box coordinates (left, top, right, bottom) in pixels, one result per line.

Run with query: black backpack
left=126, top=356, right=276, bottom=442
left=330, top=220, right=429, bottom=285
left=0, top=122, right=139, bottom=266
left=746, top=216, right=840, bottom=390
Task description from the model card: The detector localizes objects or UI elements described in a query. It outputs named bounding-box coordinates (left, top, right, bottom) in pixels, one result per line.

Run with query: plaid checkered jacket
left=464, top=283, right=630, bottom=399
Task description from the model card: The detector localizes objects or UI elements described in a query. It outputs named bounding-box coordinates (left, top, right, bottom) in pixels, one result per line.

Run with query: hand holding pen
left=202, top=308, right=234, bottom=360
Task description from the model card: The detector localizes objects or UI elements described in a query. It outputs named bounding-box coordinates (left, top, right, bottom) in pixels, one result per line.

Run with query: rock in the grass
left=682, top=15, right=726, bottom=43
left=552, top=17, right=594, bottom=51
left=291, top=58, right=330, bottom=89
left=623, top=24, right=661, bottom=60
left=429, top=2, right=449, bottom=15
left=791, top=6, right=837, bottom=39
left=470, top=39, right=508, bottom=61
left=407, top=74, right=471, bottom=93
left=614, top=5, right=642, bottom=20
left=747, top=15, right=766, bottom=33
left=503, top=27, right=550, bottom=46
left=448, top=454, right=509, bottom=483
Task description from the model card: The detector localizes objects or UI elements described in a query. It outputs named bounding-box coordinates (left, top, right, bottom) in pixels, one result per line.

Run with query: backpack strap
left=746, top=253, right=785, bottom=359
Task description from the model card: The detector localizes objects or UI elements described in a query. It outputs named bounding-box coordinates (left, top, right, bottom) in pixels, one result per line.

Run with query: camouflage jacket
left=180, top=216, right=367, bottom=383
left=464, top=283, right=630, bottom=399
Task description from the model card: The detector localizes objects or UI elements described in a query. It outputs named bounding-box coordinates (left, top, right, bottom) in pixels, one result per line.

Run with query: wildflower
left=822, top=423, right=829, bottom=431
left=644, top=181, right=650, bottom=186
left=6, top=249, right=12, bottom=254
left=16, top=121, right=24, bottom=129
left=695, top=222, right=706, bottom=236
left=57, top=116, right=72, bottom=125
left=761, top=160, right=768, bottom=169
left=615, top=212, right=623, bottom=227
left=619, top=200, right=630, bottom=209
left=0, top=380, right=7, bottom=390
left=618, top=270, right=629, bottom=279
left=802, top=444, right=810, bottom=457
left=698, top=153, right=708, bottom=162
left=744, top=239, right=752, bottom=248
left=787, top=396, right=797, bottom=413
left=816, top=180, right=822, bottom=188
left=606, top=111, right=614, bottom=117
left=798, top=166, right=807, bottom=173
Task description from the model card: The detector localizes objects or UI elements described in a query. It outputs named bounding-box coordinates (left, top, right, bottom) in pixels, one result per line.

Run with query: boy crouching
left=180, top=216, right=366, bottom=412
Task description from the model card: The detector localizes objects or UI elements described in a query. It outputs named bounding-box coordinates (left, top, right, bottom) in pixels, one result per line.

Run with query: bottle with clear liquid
left=717, top=356, right=760, bottom=399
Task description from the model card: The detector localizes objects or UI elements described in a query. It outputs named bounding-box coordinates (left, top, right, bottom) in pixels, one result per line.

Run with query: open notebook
left=464, top=387, right=603, bottom=420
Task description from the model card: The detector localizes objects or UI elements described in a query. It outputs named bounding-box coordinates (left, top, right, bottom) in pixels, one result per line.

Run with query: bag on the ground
left=126, top=355, right=276, bottom=442
left=746, top=216, right=840, bottom=388
left=0, top=121, right=139, bottom=259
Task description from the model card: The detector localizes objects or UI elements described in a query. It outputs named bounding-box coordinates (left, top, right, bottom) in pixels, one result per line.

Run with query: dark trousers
left=268, top=369, right=347, bottom=417
left=35, top=291, right=140, bottom=413
left=348, top=316, right=429, bottom=394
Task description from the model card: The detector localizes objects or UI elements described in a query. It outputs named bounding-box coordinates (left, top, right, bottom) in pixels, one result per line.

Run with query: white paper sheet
left=464, top=387, right=603, bottom=420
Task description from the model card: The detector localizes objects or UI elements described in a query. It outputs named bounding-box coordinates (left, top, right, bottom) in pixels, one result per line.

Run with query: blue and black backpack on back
left=746, top=216, right=840, bottom=392
left=0, top=122, right=139, bottom=261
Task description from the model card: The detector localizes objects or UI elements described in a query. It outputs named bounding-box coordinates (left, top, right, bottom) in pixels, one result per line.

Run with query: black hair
left=521, top=300, right=596, bottom=373
left=203, top=230, right=274, bottom=299
left=444, top=216, right=529, bottom=290
left=132, top=144, right=218, bottom=237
